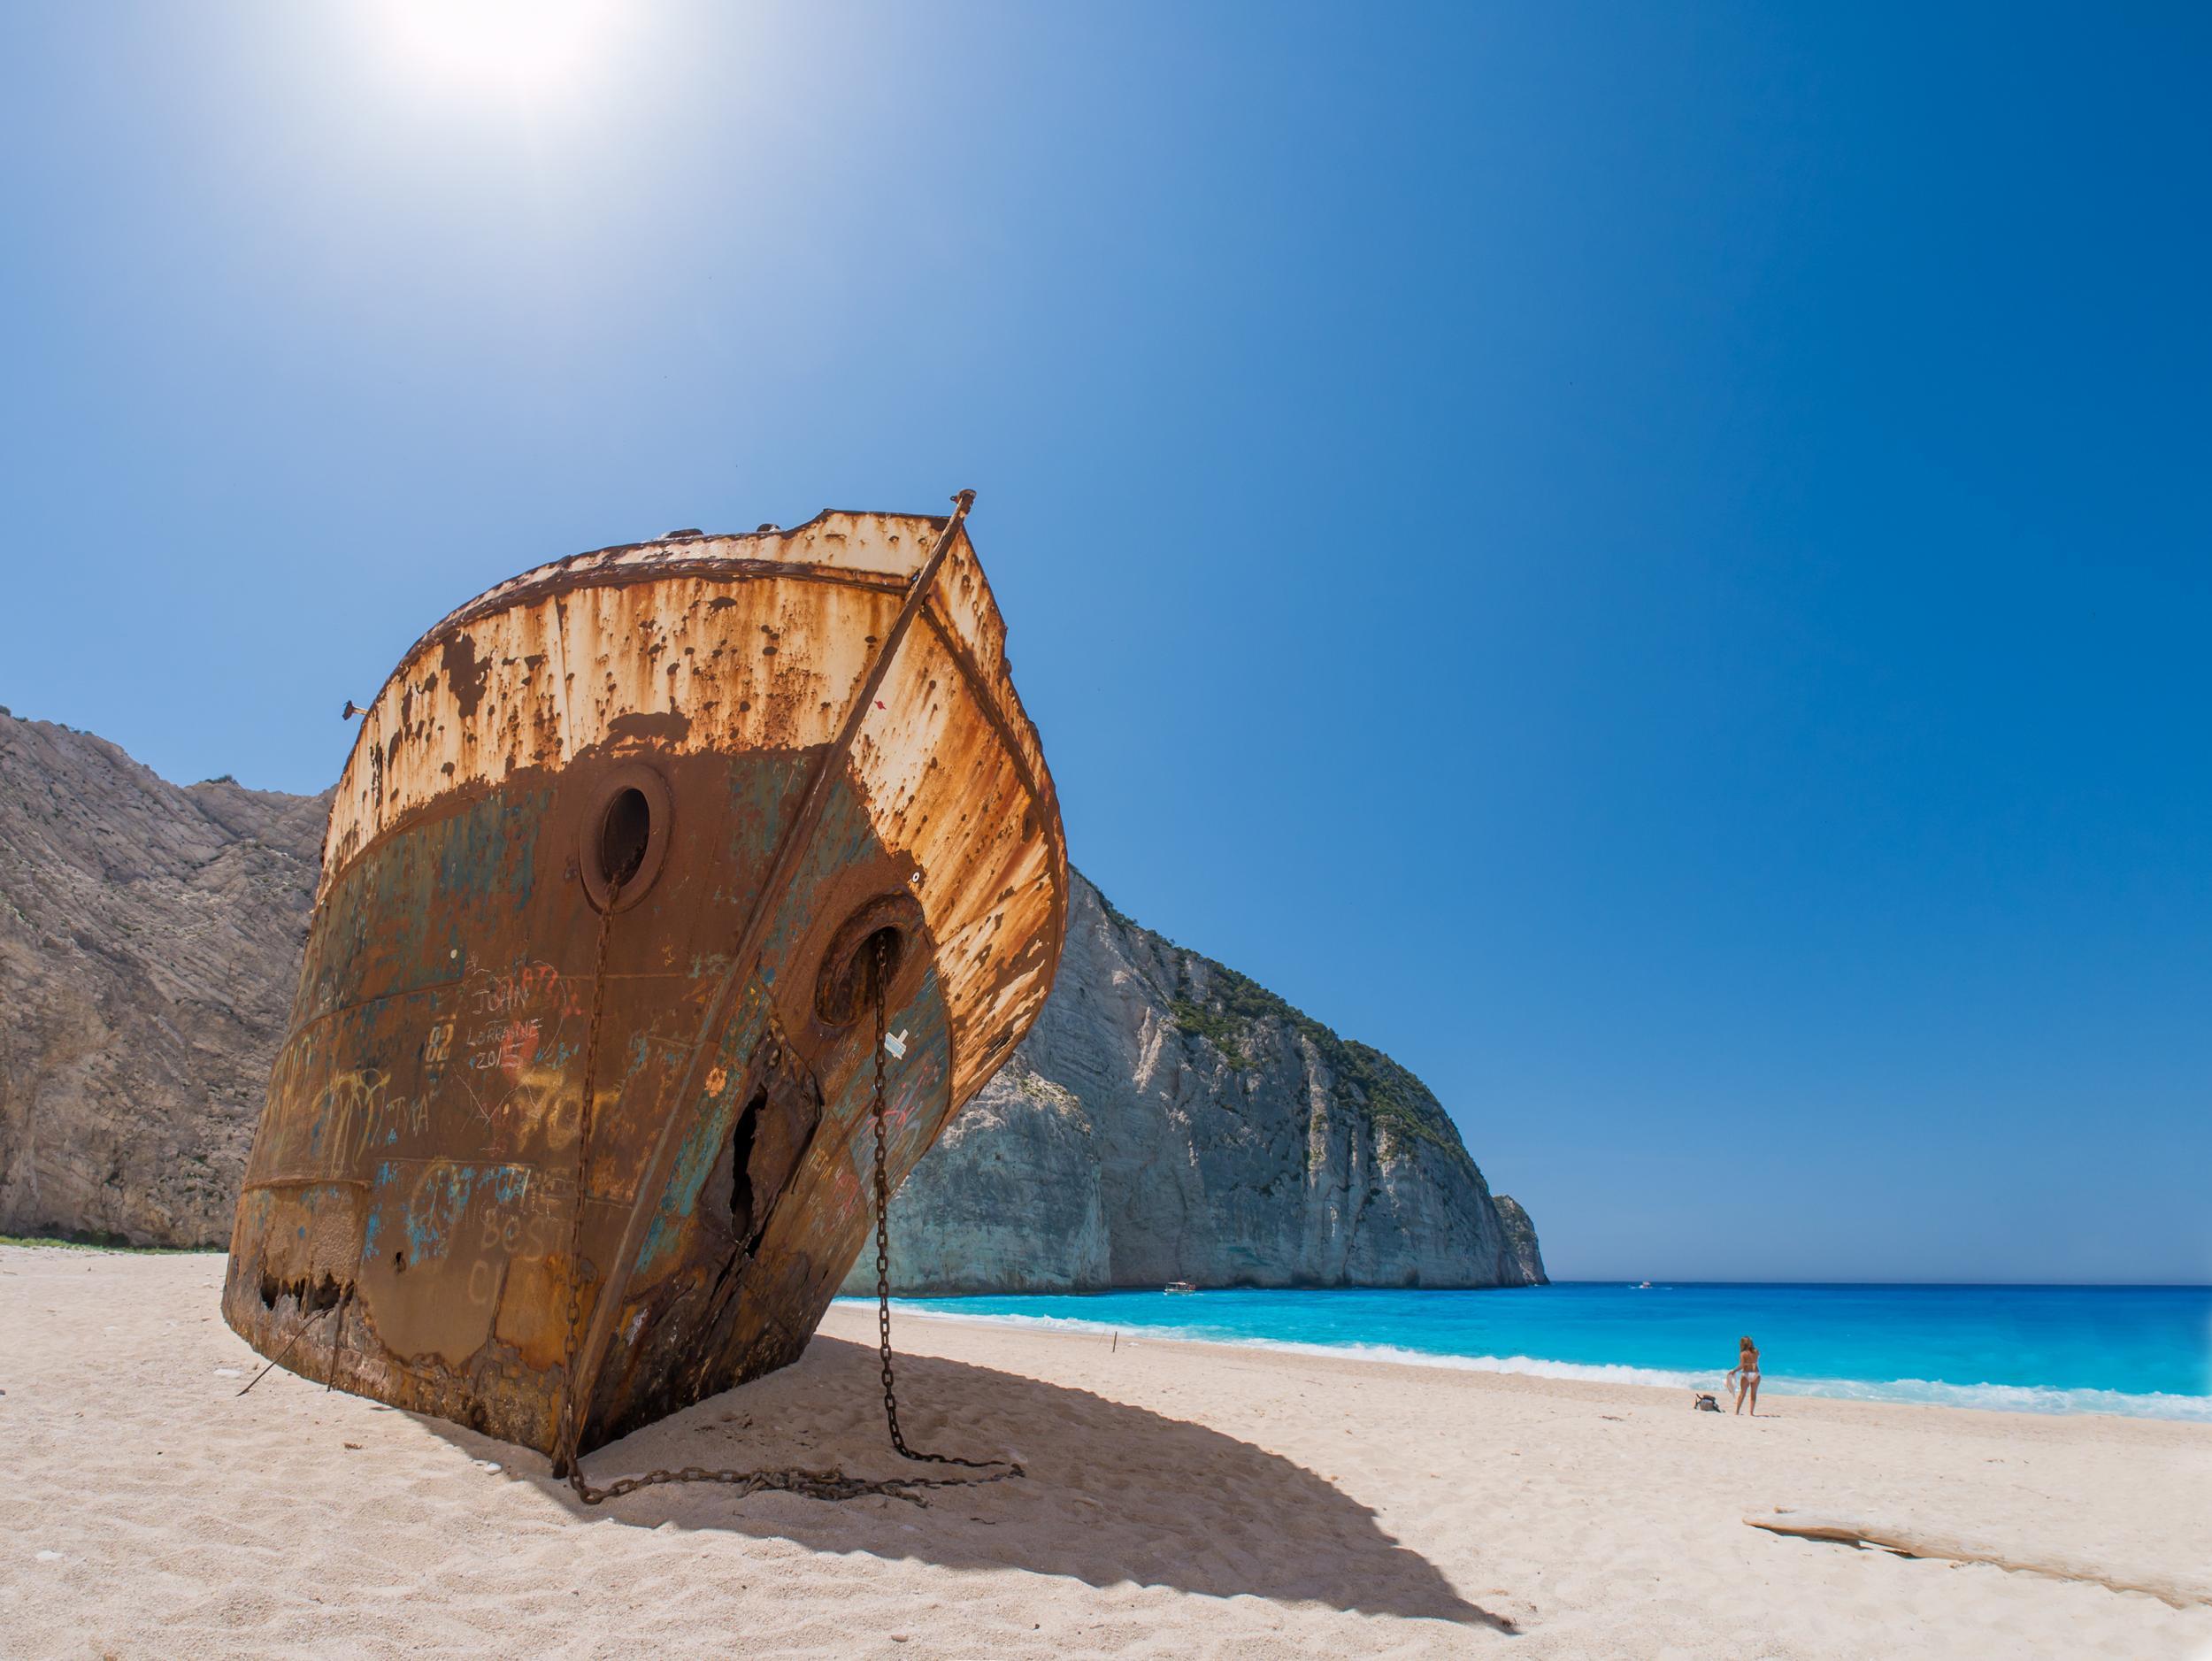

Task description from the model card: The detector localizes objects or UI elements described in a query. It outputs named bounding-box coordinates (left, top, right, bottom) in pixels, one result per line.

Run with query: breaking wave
left=844, top=1300, right=2212, bottom=1424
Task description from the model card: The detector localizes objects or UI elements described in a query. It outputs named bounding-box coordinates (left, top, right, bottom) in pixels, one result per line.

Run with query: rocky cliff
left=842, top=873, right=1546, bottom=1293
left=0, top=711, right=1542, bottom=1289
left=0, top=711, right=327, bottom=1245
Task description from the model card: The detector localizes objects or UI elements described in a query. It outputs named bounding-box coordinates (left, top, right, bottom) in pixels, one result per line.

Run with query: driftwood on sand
left=1744, top=1511, right=2212, bottom=1610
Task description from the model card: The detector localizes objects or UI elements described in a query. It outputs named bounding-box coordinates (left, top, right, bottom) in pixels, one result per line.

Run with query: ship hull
left=223, top=511, right=1065, bottom=1456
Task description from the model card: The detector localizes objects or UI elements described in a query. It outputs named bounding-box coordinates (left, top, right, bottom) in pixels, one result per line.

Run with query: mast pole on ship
left=551, top=489, right=977, bottom=1476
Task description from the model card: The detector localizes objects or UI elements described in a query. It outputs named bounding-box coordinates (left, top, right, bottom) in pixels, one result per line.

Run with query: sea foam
left=844, top=1300, right=2212, bottom=1424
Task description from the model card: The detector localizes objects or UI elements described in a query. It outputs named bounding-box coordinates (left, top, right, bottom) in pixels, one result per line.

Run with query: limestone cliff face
left=1493, top=1196, right=1546, bottom=1287
left=842, top=873, right=1545, bottom=1293
left=0, top=711, right=327, bottom=1245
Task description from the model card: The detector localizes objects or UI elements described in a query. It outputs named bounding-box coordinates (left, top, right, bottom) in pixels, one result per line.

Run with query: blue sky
left=2, top=3, right=2205, bottom=1282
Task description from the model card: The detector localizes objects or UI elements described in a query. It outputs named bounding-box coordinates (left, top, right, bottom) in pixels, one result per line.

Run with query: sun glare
left=375, top=0, right=621, bottom=96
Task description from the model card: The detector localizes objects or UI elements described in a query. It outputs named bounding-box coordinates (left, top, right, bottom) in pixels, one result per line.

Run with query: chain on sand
left=557, top=919, right=1020, bottom=1508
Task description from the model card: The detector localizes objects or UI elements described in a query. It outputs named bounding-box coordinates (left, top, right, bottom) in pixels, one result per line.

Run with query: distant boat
left=1164, top=1280, right=1198, bottom=1295
left=223, top=499, right=1068, bottom=1470
left=1636, top=1281, right=1653, bottom=1289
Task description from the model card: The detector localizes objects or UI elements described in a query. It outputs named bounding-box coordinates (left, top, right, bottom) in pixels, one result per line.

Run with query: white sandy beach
left=2, top=1243, right=2207, bottom=1660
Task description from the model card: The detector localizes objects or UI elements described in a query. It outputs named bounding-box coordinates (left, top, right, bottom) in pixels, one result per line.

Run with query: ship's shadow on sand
left=426, top=1334, right=1508, bottom=1629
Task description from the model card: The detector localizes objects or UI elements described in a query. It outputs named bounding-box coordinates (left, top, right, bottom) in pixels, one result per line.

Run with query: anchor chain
left=872, top=932, right=1009, bottom=1473
left=554, top=906, right=1018, bottom=1506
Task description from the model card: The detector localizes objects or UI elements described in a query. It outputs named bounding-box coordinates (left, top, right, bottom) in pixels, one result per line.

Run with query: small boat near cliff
left=223, top=496, right=1067, bottom=1467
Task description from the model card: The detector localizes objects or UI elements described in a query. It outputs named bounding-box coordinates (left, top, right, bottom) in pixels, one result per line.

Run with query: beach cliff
left=841, top=873, right=1546, bottom=1293
left=0, top=710, right=326, bottom=1246
left=0, top=710, right=1541, bottom=1290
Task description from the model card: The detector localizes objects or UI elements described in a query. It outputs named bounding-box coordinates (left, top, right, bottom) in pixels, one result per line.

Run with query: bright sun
left=376, top=0, right=622, bottom=96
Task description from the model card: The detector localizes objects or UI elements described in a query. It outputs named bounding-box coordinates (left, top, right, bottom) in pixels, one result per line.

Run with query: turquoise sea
left=848, top=1283, right=2212, bottom=1422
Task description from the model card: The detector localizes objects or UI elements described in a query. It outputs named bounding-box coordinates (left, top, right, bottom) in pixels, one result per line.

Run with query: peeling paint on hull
left=223, top=511, right=1067, bottom=1456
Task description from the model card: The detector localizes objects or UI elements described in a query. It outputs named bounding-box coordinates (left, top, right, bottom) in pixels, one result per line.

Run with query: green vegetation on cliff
left=1167, top=957, right=1477, bottom=1171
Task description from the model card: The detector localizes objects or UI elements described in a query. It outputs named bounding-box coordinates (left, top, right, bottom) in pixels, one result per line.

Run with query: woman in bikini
left=1727, top=1334, right=1762, bottom=1415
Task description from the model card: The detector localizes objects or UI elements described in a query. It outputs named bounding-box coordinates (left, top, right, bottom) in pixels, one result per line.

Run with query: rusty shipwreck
left=223, top=496, right=1067, bottom=1464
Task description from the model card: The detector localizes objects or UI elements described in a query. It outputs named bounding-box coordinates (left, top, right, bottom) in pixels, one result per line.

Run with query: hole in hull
left=719, top=1072, right=823, bottom=1264
left=729, top=1090, right=764, bottom=1245
left=598, top=788, right=650, bottom=888
left=816, top=924, right=908, bottom=1027
left=256, top=1269, right=349, bottom=1314
left=576, top=765, right=672, bottom=911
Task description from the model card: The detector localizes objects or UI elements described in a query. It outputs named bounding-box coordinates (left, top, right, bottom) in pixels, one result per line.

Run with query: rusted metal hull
left=224, top=511, right=1066, bottom=1456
